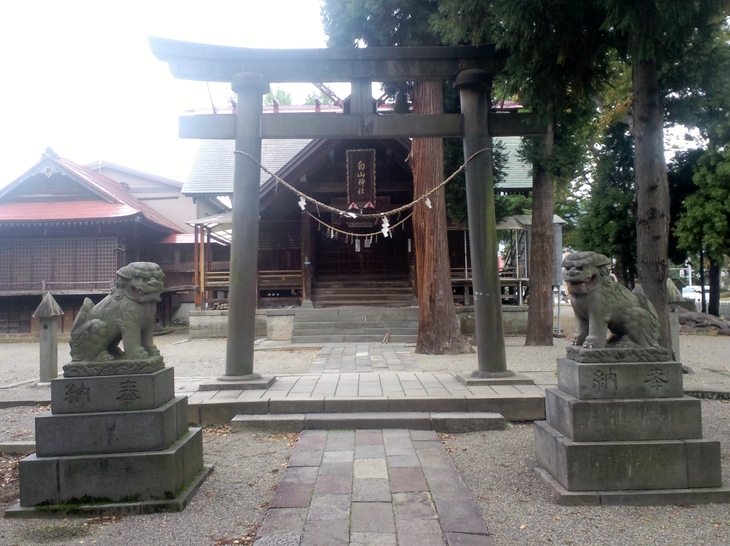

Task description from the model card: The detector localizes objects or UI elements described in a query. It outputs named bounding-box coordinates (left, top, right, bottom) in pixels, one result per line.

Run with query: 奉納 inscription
left=644, top=367, right=670, bottom=390
left=117, top=379, right=141, bottom=405
left=64, top=383, right=91, bottom=403
left=592, top=369, right=618, bottom=391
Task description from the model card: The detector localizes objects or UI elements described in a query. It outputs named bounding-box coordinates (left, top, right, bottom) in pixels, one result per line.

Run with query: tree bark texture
left=412, top=81, right=473, bottom=355
left=525, top=120, right=555, bottom=346
left=708, top=257, right=720, bottom=317
left=632, top=60, right=672, bottom=353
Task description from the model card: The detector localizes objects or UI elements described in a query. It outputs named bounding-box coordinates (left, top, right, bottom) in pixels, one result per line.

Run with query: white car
left=682, top=286, right=710, bottom=302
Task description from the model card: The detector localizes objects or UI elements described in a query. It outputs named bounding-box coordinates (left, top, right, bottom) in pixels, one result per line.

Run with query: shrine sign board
left=347, top=149, right=376, bottom=209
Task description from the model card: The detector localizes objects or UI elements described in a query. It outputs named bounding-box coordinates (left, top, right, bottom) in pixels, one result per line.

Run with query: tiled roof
left=0, top=202, right=138, bottom=221
left=184, top=139, right=312, bottom=195
left=0, top=152, right=183, bottom=233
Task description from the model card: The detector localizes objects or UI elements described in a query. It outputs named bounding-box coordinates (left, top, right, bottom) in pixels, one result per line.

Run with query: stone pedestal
left=534, top=355, right=730, bottom=505
left=6, top=366, right=211, bottom=517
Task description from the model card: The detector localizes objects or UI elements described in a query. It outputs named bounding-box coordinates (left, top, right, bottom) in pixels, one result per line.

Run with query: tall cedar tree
left=603, top=0, right=730, bottom=350
left=321, top=0, right=472, bottom=354
left=436, top=0, right=610, bottom=345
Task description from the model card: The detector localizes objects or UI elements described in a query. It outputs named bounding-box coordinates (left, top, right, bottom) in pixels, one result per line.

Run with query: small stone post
left=32, top=292, right=63, bottom=383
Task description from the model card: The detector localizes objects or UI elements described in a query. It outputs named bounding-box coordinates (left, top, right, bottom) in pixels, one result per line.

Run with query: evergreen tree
left=321, top=0, right=472, bottom=354
left=436, top=0, right=610, bottom=345
left=576, top=123, right=637, bottom=287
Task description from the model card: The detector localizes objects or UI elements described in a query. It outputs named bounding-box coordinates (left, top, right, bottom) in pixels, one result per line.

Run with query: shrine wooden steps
left=290, top=306, right=419, bottom=344
left=311, top=277, right=414, bottom=308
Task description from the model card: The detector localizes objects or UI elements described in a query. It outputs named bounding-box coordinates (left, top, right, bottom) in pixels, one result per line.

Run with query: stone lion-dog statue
left=70, top=262, right=165, bottom=362
left=563, top=251, right=659, bottom=349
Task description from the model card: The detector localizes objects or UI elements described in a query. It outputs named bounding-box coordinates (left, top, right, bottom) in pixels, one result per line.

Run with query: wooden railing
left=203, top=270, right=303, bottom=290
left=258, top=270, right=302, bottom=289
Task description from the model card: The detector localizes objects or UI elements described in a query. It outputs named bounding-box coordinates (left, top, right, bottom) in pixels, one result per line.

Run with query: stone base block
left=62, top=356, right=165, bottom=377
left=534, top=420, right=722, bottom=491
left=35, top=396, right=189, bottom=456
left=557, top=358, right=683, bottom=399
left=533, top=463, right=730, bottom=506
left=19, top=428, right=204, bottom=507
left=545, top=388, right=702, bottom=442
left=198, top=375, right=276, bottom=391
left=5, top=464, right=213, bottom=517
left=51, top=367, right=174, bottom=414
left=455, top=371, right=535, bottom=386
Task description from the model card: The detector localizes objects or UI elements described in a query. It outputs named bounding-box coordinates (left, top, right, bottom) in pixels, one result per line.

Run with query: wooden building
left=184, top=126, right=535, bottom=310
left=0, top=149, right=224, bottom=335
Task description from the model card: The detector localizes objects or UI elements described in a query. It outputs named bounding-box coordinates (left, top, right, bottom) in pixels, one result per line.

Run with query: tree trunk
left=632, top=60, right=672, bottom=353
left=525, top=119, right=555, bottom=346
left=708, top=256, right=720, bottom=317
left=699, top=246, right=707, bottom=314
left=412, top=81, right=473, bottom=355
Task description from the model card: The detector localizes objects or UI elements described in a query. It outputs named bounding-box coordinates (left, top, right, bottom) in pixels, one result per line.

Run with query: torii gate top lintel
left=148, top=36, right=506, bottom=84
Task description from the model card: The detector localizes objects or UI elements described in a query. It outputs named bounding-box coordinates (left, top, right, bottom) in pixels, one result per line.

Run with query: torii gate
left=150, top=38, right=543, bottom=385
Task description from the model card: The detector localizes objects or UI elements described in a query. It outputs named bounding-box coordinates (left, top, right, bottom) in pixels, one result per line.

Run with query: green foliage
left=675, top=146, right=730, bottom=263
left=602, top=0, right=730, bottom=64
left=575, top=123, right=637, bottom=286
left=667, top=149, right=705, bottom=264
left=444, top=138, right=510, bottom=226
left=264, top=87, right=292, bottom=106
left=321, top=0, right=439, bottom=47
left=304, top=92, right=334, bottom=106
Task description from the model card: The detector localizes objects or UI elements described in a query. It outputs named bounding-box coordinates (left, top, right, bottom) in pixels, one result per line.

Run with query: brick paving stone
left=257, top=507, right=308, bottom=535
left=352, top=478, right=392, bottom=502
left=350, top=502, right=396, bottom=533
left=307, top=493, right=351, bottom=521
left=386, top=453, right=420, bottom=467
left=355, top=444, right=386, bottom=458
left=288, top=448, right=323, bottom=467
left=396, top=519, right=447, bottom=546
left=354, top=458, right=388, bottom=479
left=383, top=438, right=416, bottom=457
left=269, top=482, right=314, bottom=508
left=314, top=472, right=353, bottom=495
left=280, top=466, right=319, bottom=484
left=322, top=450, right=354, bottom=463
left=389, top=466, right=428, bottom=493
left=253, top=533, right=301, bottom=546
left=301, top=519, right=350, bottom=546
left=434, top=497, right=490, bottom=535
left=410, top=430, right=440, bottom=441
left=350, top=532, right=397, bottom=545
left=318, top=462, right=354, bottom=479
left=355, top=429, right=383, bottom=446
left=296, top=430, right=327, bottom=448
left=392, top=491, right=438, bottom=520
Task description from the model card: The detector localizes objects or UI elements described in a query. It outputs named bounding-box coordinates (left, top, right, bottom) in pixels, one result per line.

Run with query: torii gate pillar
left=455, top=69, right=509, bottom=376
left=220, top=72, right=272, bottom=384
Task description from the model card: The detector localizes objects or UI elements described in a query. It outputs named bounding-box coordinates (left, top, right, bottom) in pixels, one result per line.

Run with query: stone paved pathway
left=308, top=344, right=420, bottom=373
left=255, top=429, right=494, bottom=546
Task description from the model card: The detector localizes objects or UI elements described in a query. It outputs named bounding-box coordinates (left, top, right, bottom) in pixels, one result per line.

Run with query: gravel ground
left=0, top=429, right=295, bottom=546
left=444, top=400, right=730, bottom=546
left=1, top=321, right=730, bottom=545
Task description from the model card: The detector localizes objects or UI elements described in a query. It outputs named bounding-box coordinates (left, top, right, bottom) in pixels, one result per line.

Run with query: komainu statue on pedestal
left=563, top=251, right=659, bottom=349
left=70, top=262, right=165, bottom=363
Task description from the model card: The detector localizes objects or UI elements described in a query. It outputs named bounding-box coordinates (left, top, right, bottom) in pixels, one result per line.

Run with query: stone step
left=188, top=394, right=546, bottom=425
left=291, top=332, right=418, bottom=343
left=292, top=320, right=420, bottom=330
left=291, top=328, right=418, bottom=337
left=230, top=411, right=505, bottom=433
left=294, top=312, right=419, bottom=322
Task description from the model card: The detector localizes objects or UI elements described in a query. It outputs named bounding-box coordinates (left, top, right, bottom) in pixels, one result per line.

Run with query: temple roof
left=0, top=149, right=183, bottom=233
